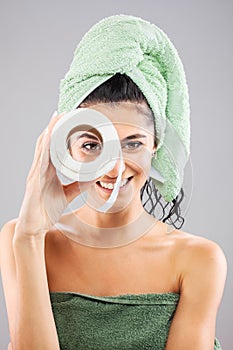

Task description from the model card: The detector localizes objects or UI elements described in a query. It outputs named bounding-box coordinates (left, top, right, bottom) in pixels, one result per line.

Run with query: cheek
left=125, top=150, right=152, bottom=177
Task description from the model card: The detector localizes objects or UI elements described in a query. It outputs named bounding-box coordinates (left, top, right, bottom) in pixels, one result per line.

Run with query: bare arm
left=0, top=221, right=60, bottom=350
left=12, top=232, right=60, bottom=350
left=0, top=111, right=85, bottom=349
left=165, top=238, right=227, bottom=350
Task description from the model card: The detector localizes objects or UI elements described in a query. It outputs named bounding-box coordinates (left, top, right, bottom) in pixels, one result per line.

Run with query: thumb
left=63, top=180, right=95, bottom=203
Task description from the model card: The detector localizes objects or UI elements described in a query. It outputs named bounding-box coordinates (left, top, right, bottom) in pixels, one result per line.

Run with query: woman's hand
left=14, top=111, right=93, bottom=240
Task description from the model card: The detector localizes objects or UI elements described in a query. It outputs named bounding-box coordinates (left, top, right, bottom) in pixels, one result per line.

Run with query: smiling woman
left=76, top=74, right=185, bottom=225
left=0, top=13, right=227, bottom=350
left=73, top=100, right=157, bottom=216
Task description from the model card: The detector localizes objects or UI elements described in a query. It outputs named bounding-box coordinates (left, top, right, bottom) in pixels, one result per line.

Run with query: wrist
left=13, top=229, right=46, bottom=247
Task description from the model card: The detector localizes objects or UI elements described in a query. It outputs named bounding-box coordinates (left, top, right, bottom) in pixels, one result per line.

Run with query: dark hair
left=79, top=73, right=185, bottom=229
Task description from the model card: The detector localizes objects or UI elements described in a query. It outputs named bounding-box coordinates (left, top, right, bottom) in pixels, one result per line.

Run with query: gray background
left=0, top=0, right=232, bottom=348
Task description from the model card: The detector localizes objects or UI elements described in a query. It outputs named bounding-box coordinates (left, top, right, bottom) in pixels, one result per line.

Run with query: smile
left=96, top=176, right=133, bottom=192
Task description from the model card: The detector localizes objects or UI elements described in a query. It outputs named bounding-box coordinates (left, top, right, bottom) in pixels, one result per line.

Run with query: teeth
left=100, top=182, right=114, bottom=189
left=99, top=178, right=129, bottom=189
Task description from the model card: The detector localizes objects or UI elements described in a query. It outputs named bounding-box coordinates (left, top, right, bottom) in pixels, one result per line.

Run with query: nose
left=106, top=157, right=126, bottom=178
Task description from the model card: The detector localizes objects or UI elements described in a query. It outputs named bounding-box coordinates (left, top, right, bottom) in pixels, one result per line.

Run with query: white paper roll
left=50, top=108, right=123, bottom=212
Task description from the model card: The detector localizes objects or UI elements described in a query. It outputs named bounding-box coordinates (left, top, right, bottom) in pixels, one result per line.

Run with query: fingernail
left=43, top=127, right=49, bottom=138
left=51, top=110, right=58, bottom=119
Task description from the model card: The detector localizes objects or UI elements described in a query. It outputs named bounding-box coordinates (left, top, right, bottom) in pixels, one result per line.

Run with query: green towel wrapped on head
left=58, top=14, right=191, bottom=202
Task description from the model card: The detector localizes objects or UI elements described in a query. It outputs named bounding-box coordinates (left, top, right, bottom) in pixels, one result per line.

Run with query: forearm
left=12, top=232, right=60, bottom=350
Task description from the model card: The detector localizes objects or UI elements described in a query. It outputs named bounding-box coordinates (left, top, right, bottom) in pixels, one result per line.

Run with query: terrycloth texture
left=57, top=14, right=191, bottom=202
left=49, top=291, right=221, bottom=350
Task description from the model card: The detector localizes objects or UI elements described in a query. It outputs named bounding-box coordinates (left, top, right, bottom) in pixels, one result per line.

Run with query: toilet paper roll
left=50, top=108, right=123, bottom=212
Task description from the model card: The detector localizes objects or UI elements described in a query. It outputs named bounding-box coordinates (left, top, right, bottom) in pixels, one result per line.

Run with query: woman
left=0, top=15, right=227, bottom=350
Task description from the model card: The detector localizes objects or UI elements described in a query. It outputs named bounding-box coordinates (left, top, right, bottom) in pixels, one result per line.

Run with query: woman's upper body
left=2, top=13, right=226, bottom=349
left=0, top=101, right=228, bottom=349
left=0, top=207, right=227, bottom=349
left=0, top=213, right=227, bottom=349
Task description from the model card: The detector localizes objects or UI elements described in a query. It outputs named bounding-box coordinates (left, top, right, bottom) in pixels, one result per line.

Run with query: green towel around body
left=49, top=291, right=221, bottom=350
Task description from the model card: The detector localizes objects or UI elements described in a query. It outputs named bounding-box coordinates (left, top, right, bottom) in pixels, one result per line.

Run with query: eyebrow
left=76, top=132, right=147, bottom=142
left=77, top=133, right=100, bottom=141
left=122, top=133, right=147, bottom=141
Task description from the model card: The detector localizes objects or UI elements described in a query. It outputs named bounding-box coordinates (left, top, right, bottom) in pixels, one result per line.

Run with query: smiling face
left=70, top=101, right=156, bottom=213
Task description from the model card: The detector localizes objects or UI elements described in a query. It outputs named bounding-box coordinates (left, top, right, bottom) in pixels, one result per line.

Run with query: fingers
left=63, top=182, right=80, bottom=203
left=63, top=179, right=96, bottom=204
left=40, top=111, right=66, bottom=171
left=47, top=110, right=65, bottom=132
left=27, top=111, right=66, bottom=182
left=38, top=111, right=63, bottom=143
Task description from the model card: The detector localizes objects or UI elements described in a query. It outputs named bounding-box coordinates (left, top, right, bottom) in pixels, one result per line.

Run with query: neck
left=77, top=195, right=146, bottom=228
left=58, top=195, right=158, bottom=249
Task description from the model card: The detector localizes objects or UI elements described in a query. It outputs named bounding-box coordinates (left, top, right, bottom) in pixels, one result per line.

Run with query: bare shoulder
left=0, top=218, right=19, bottom=269
left=0, top=217, right=18, bottom=235
left=164, top=225, right=228, bottom=292
left=171, top=227, right=227, bottom=266
left=0, top=218, right=19, bottom=343
left=0, top=218, right=63, bottom=274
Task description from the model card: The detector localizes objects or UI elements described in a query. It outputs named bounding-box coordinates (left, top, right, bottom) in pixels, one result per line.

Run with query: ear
left=152, top=139, right=157, bottom=153
left=151, top=145, right=157, bottom=156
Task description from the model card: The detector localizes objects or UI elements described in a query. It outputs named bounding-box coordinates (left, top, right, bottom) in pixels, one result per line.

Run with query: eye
left=81, top=142, right=102, bottom=153
left=122, top=141, right=143, bottom=151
